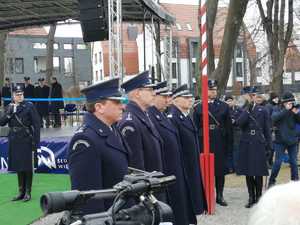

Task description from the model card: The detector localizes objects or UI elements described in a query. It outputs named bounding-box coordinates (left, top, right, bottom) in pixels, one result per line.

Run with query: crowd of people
left=0, top=76, right=64, bottom=128
left=1, top=70, right=300, bottom=225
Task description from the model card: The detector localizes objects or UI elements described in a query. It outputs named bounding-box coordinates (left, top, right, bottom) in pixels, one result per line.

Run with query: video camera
left=40, top=169, right=175, bottom=225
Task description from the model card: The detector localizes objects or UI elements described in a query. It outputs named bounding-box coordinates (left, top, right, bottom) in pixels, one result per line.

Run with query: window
left=176, top=23, right=182, bottom=31
left=192, top=62, right=197, bottom=77
left=15, top=58, right=24, bottom=74
left=95, top=71, right=99, bottom=81
left=64, top=57, right=73, bottom=74
left=77, top=44, right=87, bottom=50
left=236, top=62, right=243, bottom=77
left=186, top=23, right=192, bottom=31
left=172, top=62, right=177, bottom=79
left=54, top=43, right=59, bottom=50
left=53, top=57, right=60, bottom=72
left=33, top=43, right=47, bottom=49
left=191, top=42, right=198, bottom=58
left=236, top=43, right=243, bottom=58
left=7, top=58, right=14, bottom=74
left=94, top=53, right=98, bottom=65
left=100, top=69, right=103, bottom=79
left=99, top=52, right=102, bottom=63
left=63, top=44, right=73, bottom=50
left=172, top=41, right=177, bottom=58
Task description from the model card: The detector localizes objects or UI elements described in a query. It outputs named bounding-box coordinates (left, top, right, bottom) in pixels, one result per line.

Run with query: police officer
left=193, top=80, right=232, bottom=207
left=167, top=84, right=206, bottom=216
left=68, top=78, right=129, bottom=214
left=118, top=71, right=163, bottom=172
left=24, top=77, right=35, bottom=99
left=235, top=86, right=271, bottom=208
left=35, top=78, right=50, bottom=128
left=147, top=81, right=192, bottom=225
left=2, top=77, right=12, bottom=107
left=225, top=95, right=242, bottom=173
left=0, top=85, right=40, bottom=202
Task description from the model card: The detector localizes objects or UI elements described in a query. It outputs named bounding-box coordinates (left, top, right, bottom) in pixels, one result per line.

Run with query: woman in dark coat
left=0, top=85, right=40, bottom=202
left=236, top=86, right=271, bottom=208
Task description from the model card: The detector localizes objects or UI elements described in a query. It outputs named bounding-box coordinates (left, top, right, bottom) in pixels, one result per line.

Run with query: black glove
left=5, top=103, right=15, bottom=118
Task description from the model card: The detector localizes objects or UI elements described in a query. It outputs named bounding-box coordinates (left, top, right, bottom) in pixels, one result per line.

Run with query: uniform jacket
left=0, top=101, right=40, bottom=171
left=118, top=101, right=164, bottom=172
left=24, top=84, right=35, bottom=99
left=35, top=85, right=50, bottom=116
left=236, top=104, right=271, bottom=176
left=147, top=106, right=194, bottom=225
left=272, top=107, right=300, bottom=146
left=193, top=99, right=233, bottom=176
left=50, top=82, right=64, bottom=110
left=167, top=105, right=206, bottom=215
left=68, top=112, right=129, bottom=214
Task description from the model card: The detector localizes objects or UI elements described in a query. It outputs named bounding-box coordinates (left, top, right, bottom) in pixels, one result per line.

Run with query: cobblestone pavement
left=197, top=188, right=252, bottom=225
left=32, top=188, right=254, bottom=225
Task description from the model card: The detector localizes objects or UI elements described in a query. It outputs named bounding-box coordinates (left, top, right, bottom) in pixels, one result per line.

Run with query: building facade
left=5, top=27, right=92, bottom=90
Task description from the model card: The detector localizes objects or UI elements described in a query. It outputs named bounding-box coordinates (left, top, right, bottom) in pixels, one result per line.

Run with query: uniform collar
left=126, top=101, right=149, bottom=122
left=83, top=112, right=112, bottom=136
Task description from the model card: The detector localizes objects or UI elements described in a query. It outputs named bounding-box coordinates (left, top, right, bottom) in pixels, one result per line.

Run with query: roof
left=0, top=0, right=175, bottom=30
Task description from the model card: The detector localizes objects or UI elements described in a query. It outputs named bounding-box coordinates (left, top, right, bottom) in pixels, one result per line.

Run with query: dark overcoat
left=193, top=99, right=233, bottom=176
left=117, top=101, right=164, bottom=172
left=167, top=105, right=206, bottom=215
left=236, top=105, right=271, bottom=176
left=0, top=101, right=40, bottom=171
left=2, top=85, right=11, bottom=107
left=50, top=82, right=64, bottom=110
left=35, top=85, right=50, bottom=116
left=147, top=106, right=194, bottom=225
left=68, top=112, right=129, bottom=214
left=24, top=84, right=35, bottom=99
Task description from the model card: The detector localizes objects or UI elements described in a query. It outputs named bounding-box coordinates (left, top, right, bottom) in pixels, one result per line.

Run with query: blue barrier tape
left=2, top=97, right=85, bottom=102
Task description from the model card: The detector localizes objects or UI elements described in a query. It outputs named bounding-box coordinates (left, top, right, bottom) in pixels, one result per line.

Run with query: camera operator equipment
left=40, top=171, right=175, bottom=225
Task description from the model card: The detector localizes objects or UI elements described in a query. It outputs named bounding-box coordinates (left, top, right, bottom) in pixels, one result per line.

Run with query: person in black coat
left=268, top=92, right=300, bottom=187
left=0, top=85, right=40, bottom=202
left=235, top=86, right=271, bottom=208
left=193, top=80, right=233, bottom=207
left=118, top=71, right=163, bottom=173
left=2, top=77, right=12, bottom=107
left=167, top=84, right=206, bottom=216
left=68, top=78, right=129, bottom=214
left=23, top=77, right=35, bottom=99
left=35, top=78, right=50, bottom=128
left=147, top=81, right=193, bottom=225
left=50, top=77, right=64, bottom=127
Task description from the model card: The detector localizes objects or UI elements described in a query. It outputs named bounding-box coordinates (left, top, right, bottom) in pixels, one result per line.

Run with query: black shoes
left=216, top=195, right=228, bottom=207
left=11, top=193, right=25, bottom=201
left=22, top=193, right=31, bottom=202
left=245, top=197, right=255, bottom=208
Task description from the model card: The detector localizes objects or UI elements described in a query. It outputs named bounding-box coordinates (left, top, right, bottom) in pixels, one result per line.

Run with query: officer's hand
left=292, top=107, right=299, bottom=114
left=6, top=103, right=15, bottom=116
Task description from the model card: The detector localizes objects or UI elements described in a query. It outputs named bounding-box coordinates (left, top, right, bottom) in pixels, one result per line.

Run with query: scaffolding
left=108, top=0, right=123, bottom=79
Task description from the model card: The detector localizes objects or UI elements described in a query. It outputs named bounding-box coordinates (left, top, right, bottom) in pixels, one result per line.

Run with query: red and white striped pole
left=199, top=0, right=215, bottom=214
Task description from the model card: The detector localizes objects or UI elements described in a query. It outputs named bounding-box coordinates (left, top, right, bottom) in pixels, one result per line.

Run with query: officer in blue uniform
left=68, top=78, right=129, bottom=214
left=235, top=86, right=271, bottom=208
left=24, top=77, right=35, bottom=99
left=118, top=71, right=164, bottom=172
left=193, top=80, right=233, bottom=207
left=147, top=81, right=193, bottom=225
left=225, top=95, right=243, bottom=173
left=167, top=84, right=206, bottom=216
left=0, top=85, right=40, bottom=202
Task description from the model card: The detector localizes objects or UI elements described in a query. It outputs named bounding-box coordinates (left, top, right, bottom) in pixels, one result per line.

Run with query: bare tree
left=46, top=24, right=56, bottom=85
left=0, top=31, right=7, bottom=87
left=211, top=0, right=250, bottom=94
left=257, top=0, right=294, bottom=94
